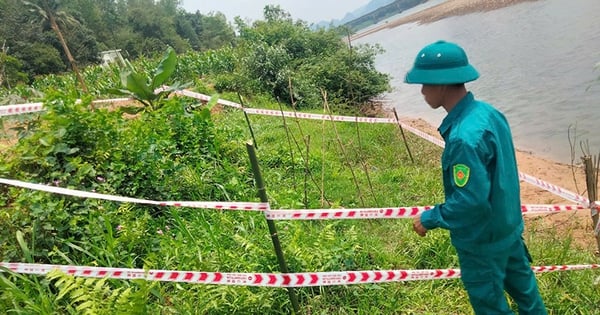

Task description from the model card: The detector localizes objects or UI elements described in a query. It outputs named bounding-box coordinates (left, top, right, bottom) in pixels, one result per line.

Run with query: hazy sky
left=180, top=0, right=372, bottom=23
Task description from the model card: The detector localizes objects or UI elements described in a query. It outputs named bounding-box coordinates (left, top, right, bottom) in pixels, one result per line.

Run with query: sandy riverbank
left=352, top=0, right=539, bottom=40
left=351, top=0, right=597, bottom=251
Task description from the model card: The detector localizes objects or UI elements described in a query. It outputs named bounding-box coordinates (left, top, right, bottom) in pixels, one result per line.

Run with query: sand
left=352, top=0, right=539, bottom=40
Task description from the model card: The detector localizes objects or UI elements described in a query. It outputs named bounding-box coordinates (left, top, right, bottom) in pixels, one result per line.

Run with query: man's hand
left=413, top=213, right=428, bottom=237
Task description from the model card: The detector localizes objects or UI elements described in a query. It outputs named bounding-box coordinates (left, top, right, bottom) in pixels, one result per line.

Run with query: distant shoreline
left=351, top=0, right=539, bottom=40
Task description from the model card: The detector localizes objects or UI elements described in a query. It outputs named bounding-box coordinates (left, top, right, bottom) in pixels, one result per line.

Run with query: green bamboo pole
left=238, top=93, right=259, bottom=150
left=245, top=142, right=301, bottom=314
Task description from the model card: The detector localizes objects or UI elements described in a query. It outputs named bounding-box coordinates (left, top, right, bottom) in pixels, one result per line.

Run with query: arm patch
left=453, top=164, right=470, bottom=187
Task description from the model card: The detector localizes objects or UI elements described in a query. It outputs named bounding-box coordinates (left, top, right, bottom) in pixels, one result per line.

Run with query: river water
left=354, top=0, right=600, bottom=164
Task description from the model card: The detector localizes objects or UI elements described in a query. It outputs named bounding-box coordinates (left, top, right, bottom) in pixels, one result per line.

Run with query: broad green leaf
left=118, top=106, right=145, bottom=115
left=16, top=230, right=32, bottom=263
left=106, top=88, right=133, bottom=97
left=125, top=72, right=155, bottom=101
left=53, top=143, right=70, bottom=154
left=39, top=136, right=52, bottom=146
left=151, top=47, right=177, bottom=88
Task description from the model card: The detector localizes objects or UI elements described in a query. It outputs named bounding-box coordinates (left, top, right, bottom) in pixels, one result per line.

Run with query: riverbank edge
left=351, top=0, right=540, bottom=40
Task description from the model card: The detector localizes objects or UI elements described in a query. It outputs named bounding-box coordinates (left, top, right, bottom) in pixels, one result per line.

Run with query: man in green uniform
left=407, top=40, right=547, bottom=314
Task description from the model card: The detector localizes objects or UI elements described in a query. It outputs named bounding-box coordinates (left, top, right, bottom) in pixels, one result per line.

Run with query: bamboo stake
left=286, top=78, right=332, bottom=207
left=354, top=116, right=379, bottom=206
left=237, top=93, right=258, bottom=150
left=277, top=99, right=296, bottom=189
left=304, top=135, right=310, bottom=208
left=393, top=108, right=414, bottom=163
left=245, top=142, right=300, bottom=314
left=321, top=101, right=326, bottom=207
left=322, top=89, right=365, bottom=207
left=582, top=154, right=600, bottom=254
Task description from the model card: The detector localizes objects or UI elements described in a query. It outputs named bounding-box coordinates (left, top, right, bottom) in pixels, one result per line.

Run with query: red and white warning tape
left=0, top=178, right=588, bottom=220
left=0, top=98, right=135, bottom=117
left=0, top=103, right=44, bottom=116
left=265, top=204, right=586, bottom=220
left=266, top=207, right=432, bottom=220
left=518, top=172, right=593, bottom=208
left=172, top=90, right=243, bottom=109
left=3, top=92, right=597, bottom=211
left=0, top=178, right=269, bottom=211
left=1, top=262, right=597, bottom=287
left=244, top=108, right=397, bottom=124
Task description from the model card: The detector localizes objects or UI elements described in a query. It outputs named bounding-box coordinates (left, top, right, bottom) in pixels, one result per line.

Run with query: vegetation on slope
left=0, top=5, right=598, bottom=314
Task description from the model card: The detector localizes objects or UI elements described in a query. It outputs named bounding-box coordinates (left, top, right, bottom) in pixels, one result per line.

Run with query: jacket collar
left=438, top=92, right=474, bottom=138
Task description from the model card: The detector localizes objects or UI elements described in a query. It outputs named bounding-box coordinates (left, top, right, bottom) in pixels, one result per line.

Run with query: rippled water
left=355, top=0, right=600, bottom=163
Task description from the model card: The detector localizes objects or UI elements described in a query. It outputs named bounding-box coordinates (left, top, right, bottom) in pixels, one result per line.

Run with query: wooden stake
left=582, top=154, right=600, bottom=254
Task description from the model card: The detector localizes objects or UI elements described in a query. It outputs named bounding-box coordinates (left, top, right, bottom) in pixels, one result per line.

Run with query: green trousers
left=456, top=238, right=547, bottom=315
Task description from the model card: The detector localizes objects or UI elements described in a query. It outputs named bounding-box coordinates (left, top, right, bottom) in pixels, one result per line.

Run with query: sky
left=180, top=0, right=372, bottom=24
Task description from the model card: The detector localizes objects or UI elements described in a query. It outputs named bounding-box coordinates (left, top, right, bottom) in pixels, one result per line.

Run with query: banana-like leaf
left=118, top=106, right=145, bottom=115
left=123, top=71, right=155, bottom=101
left=106, top=88, right=133, bottom=97
left=151, top=47, right=177, bottom=88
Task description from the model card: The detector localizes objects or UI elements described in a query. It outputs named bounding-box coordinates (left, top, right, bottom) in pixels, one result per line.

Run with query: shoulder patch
left=453, top=164, right=470, bottom=187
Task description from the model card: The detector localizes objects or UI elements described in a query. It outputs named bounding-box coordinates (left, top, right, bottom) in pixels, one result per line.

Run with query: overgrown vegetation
left=0, top=6, right=599, bottom=315
left=0, top=0, right=236, bottom=86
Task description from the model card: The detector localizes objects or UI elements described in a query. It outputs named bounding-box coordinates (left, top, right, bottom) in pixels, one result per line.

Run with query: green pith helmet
left=405, top=40, right=479, bottom=85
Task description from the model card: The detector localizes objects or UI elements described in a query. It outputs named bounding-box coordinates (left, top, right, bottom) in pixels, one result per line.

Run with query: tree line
left=0, top=1, right=391, bottom=110
left=0, top=0, right=235, bottom=87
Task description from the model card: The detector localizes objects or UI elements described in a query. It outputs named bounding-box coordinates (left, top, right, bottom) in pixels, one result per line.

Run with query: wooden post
left=393, top=108, right=414, bottom=164
left=582, top=155, right=600, bottom=254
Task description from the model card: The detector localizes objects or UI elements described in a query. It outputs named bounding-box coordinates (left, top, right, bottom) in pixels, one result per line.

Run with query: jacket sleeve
left=421, top=138, right=493, bottom=231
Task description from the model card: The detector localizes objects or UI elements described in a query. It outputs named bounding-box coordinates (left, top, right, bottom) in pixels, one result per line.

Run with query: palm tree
left=23, top=0, right=89, bottom=93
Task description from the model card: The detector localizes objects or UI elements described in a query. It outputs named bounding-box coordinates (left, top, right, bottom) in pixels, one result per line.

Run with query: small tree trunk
left=47, top=13, right=89, bottom=94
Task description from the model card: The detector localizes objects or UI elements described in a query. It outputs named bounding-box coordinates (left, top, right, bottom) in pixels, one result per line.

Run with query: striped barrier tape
left=0, top=178, right=587, bottom=219
left=265, top=204, right=587, bottom=220
left=266, top=207, right=432, bottom=220
left=518, top=172, right=593, bottom=208
left=0, top=178, right=269, bottom=211
left=244, top=108, right=397, bottom=124
left=1, top=262, right=597, bottom=287
left=3, top=92, right=596, bottom=211
left=0, top=98, right=135, bottom=117
left=0, top=103, right=44, bottom=116
left=172, top=89, right=243, bottom=109
left=172, top=90, right=596, bottom=208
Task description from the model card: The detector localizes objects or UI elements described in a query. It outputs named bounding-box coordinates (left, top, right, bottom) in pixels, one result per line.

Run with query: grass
left=0, top=96, right=599, bottom=314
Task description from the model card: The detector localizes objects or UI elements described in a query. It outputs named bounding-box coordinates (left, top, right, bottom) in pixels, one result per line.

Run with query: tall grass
left=0, top=94, right=598, bottom=314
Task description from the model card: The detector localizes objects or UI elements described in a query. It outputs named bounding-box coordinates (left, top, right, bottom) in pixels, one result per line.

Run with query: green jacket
left=420, top=92, right=523, bottom=253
